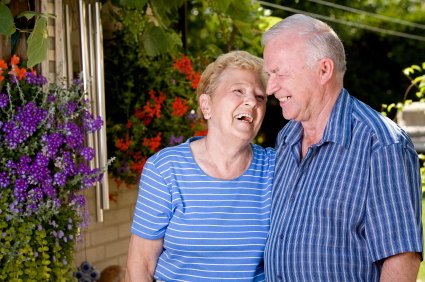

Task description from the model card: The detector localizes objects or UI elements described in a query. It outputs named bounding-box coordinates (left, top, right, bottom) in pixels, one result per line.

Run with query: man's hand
left=125, top=234, right=164, bottom=282
left=380, top=252, right=421, bottom=282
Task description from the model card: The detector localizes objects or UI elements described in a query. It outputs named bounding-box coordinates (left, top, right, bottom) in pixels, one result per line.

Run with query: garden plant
left=0, top=55, right=113, bottom=281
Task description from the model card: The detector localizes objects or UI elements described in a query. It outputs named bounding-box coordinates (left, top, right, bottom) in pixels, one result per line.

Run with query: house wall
left=74, top=176, right=138, bottom=272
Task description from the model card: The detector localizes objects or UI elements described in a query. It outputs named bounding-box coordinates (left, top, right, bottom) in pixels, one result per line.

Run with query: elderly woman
left=126, top=51, right=275, bottom=282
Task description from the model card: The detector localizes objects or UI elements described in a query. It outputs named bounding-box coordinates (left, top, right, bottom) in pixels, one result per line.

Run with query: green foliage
left=0, top=3, right=56, bottom=68
left=0, top=2, right=14, bottom=37
left=27, top=17, right=49, bottom=68
left=0, top=58, right=113, bottom=280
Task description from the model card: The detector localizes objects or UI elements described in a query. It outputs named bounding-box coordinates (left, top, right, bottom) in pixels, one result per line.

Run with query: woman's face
left=206, top=68, right=266, bottom=143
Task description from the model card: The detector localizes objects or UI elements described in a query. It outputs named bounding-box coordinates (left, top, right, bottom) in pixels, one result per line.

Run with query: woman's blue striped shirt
left=131, top=137, right=275, bottom=282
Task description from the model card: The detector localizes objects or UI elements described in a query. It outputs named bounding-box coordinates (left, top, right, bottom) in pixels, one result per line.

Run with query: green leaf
left=27, top=17, right=49, bottom=68
left=120, top=0, right=148, bottom=9
left=150, top=0, right=172, bottom=28
left=0, top=3, right=14, bottom=37
left=204, top=44, right=223, bottom=58
left=17, top=11, right=57, bottom=20
left=259, top=16, right=283, bottom=31
left=166, top=32, right=182, bottom=57
left=217, top=0, right=231, bottom=12
left=141, top=25, right=167, bottom=57
left=411, top=65, right=422, bottom=72
left=234, top=20, right=253, bottom=39
left=226, top=0, right=250, bottom=21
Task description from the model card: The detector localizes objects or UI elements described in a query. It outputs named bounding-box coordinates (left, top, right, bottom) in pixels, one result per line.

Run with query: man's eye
left=256, top=95, right=266, bottom=101
left=234, top=89, right=243, bottom=93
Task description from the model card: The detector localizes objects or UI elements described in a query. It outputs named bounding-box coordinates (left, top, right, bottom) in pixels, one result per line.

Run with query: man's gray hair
left=262, top=14, right=346, bottom=81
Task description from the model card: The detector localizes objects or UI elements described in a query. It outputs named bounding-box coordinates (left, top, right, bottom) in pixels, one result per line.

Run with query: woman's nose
left=243, top=93, right=257, bottom=108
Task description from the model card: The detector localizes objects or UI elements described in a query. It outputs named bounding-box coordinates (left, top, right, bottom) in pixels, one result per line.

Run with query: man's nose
left=266, top=74, right=280, bottom=96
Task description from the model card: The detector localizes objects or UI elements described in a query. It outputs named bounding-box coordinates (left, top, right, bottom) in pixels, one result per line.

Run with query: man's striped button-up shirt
left=265, top=88, right=423, bottom=282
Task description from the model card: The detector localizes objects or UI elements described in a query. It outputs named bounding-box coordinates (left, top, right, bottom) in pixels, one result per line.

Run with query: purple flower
left=58, top=230, right=64, bottom=238
left=62, top=259, right=67, bottom=265
left=68, top=218, right=72, bottom=223
left=80, top=147, right=95, bottom=161
left=14, top=178, right=28, bottom=202
left=187, top=112, right=199, bottom=121
left=2, top=232, right=6, bottom=237
left=48, top=95, right=55, bottom=102
left=169, top=135, right=183, bottom=146
left=53, top=172, right=66, bottom=187
left=73, top=78, right=80, bottom=85
left=34, top=252, right=38, bottom=257
left=55, top=241, right=59, bottom=247
left=38, top=225, right=42, bottom=231
left=67, top=224, right=72, bottom=230
left=64, top=237, right=67, bottom=242
left=51, top=220, right=56, bottom=226
left=69, top=234, right=74, bottom=240
left=169, top=77, right=177, bottom=85
left=0, top=93, right=8, bottom=108
left=52, top=255, right=56, bottom=262
left=0, top=172, right=10, bottom=188
left=53, top=230, right=57, bottom=237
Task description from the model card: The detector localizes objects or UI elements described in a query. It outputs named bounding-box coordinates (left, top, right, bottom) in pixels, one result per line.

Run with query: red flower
left=130, top=156, right=148, bottom=174
left=194, top=129, right=208, bottom=137
left=109, top=192, right=119, bottom=203
left=30, top=67, right=37, bottom=75
left=126, top=120, right=132, bottom=129
left=115, top=178, right=121, bottom=190
left=190, top=72, right=201, bottom=89
left=10, top=54, right=19, bottom=66
left=0, top=60, right=7, bottom=70
left=135, top=90, right=167, bottom=125
left=116, top=134, right=132, bottom=152
left=172, top=97, right=189, bottom=117
left=143, top=132, right=162, bottom=152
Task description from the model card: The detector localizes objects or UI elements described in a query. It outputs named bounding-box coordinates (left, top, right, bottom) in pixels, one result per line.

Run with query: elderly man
left=262, top=14, right=423, bottom=281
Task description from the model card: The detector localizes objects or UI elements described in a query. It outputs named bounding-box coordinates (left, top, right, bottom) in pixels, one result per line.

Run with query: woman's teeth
left=279, top=96, right=291, bottom=102
left=235, top=113, right=253, bottom=123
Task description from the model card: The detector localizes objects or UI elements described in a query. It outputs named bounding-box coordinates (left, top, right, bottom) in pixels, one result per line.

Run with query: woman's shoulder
left=148, top=140, right=192, bottom=167
left=251, top=143, right=276, bottom=160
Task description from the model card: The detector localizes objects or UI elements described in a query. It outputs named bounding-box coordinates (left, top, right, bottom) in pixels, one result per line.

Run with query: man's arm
left=125, top=234, right=164, bottom=282
left=380, top=252, right=421, bottom=282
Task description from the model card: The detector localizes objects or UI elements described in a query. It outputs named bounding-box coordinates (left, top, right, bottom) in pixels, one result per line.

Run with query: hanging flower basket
left=0, top=55, right=114, bottom=281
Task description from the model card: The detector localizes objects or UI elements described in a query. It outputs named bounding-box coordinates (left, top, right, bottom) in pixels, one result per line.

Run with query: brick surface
left=74, top=245, right=105, bottom=265
left=117, top=188, right=139, bottom=207
left=118, top=222, right=132, bottom=238
left=94, top=258, right=119, bottom=273
left=87, top=214, right=104, bottom=231
left=103, top=207, right=131, bottom=226
left=118, top=255, right=128, bottom=267
left=105, top=237, right=131, bottom=258
left=91, top=226, right=118, bottom=245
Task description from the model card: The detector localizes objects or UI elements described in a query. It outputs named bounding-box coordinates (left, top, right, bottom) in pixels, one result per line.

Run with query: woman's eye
left=256, top=95, right=265, bottom=101
left=234, top=89, right=243, bottom=94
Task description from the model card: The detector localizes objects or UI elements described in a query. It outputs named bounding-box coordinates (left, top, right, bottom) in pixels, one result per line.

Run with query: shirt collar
left=282, top=88, right=352, bottom=149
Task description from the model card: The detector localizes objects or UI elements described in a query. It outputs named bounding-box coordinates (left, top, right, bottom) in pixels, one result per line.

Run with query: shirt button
left=280, top=234, right=284, bottom=239
left=290, top=197, right=295, bottom=202
left=278, top=274, right=282, bottom=280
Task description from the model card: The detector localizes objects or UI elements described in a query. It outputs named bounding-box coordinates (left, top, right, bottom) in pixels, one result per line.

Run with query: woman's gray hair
left=262, top=14, right=346, bottom=81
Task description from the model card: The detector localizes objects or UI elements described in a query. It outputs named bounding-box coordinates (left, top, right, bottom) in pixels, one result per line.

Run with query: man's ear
left=319, top=58, right=334, bottom=85
left=199, top=94, right=211, bottom=117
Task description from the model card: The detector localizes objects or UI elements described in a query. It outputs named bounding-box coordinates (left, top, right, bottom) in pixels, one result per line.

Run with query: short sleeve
left=366, top=142, right=423, bottom=262
left=131, top=159, right=172, bottom=240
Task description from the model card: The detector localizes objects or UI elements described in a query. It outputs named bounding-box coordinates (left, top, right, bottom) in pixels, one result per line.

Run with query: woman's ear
left=199, top=94, right=211, bottom=119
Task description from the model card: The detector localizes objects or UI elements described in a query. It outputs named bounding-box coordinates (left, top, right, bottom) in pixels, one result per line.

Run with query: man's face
left=263, top=36, right=323, bottom=123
